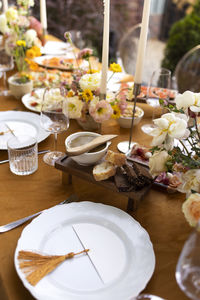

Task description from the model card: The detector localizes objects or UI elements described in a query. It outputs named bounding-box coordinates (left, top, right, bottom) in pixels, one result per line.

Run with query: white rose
left=149, top=150, right=169, bottom=177
left=25, top=29, right=37, bottom=47
left=65, top=96, right=83, bottom=119
left=79, top=73, right=100, bottom=91
left=178, top=169, right=200, bottom=197
left=175, top=91, right=195, bottom=110
left=5, top=7, right=18, bottom=23
left=150, top=113, right=188, bottom=149
left=0, top=14, right=9, bottom=34
left=182, top=193, right=200, bottom=226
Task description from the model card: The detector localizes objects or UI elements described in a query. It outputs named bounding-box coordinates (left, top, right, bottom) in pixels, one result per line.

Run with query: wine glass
left=40, top=87, right=69, bottom=166
left=0, top=47, right=14, bottom=96
left=141, top=68, right=171, bottom=134
left=176, top=220, right=200, bottom=300
left=133, top=294, right=165, bottom=300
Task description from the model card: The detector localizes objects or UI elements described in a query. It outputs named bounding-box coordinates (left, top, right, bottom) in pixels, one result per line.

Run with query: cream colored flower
left=5, top=7, right=18, bottom=23
left=25, top=29, right=37, bottom=47
left=150, top=113, right=189, bottom=150
left=182, top=193, right=200, bottom=226
left=175, top=90, right=200, bottom=113
left=64, top=96, right=83, bottom=119
left=175, top=90, right=195, bottom=110
left=178, top=169, right=200, bottom=196
left=79, top=73, right=100, bottom=91
left=0, top=14, right=9, bottom=34
left=149, top=150, right=169, bottom=177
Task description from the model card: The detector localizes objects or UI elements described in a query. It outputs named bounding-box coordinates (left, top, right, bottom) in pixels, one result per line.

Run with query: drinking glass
left=176, top=220, right=200, bottom=300
left=7, top=135, right=38, bottom=176
left=141, top=68, right=171, bottom=134
left=0, top=48, right=14, bottom=96
left=40, top=87, right=69, bottom=166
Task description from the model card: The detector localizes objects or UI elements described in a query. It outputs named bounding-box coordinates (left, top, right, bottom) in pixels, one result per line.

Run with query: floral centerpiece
left=61, top=32, right=127, bottom=129
left=0, top=0, right=42, bottom=84
left=146, top=90, right=200, bottom=227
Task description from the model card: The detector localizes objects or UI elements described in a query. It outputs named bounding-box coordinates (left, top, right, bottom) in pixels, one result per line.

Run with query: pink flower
left=89, top=100, right=113, bottom=123
left=118, top=99, right=127, bottom=115
left=77, top=48, right=93, bottom=59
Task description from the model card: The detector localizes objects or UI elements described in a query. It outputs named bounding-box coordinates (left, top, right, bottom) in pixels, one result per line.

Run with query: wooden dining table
left=0, top=39, right=192, bottom=300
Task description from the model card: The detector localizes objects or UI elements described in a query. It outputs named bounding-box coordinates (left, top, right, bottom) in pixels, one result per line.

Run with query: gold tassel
left=18, top=249, right=89, bottom=286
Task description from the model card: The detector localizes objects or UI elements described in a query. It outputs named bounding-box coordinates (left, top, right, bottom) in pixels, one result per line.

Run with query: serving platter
left=15, top=201, right=155, bottom=300
left=34, top=55, right=88, bottom=71
left=0, top=111, right=50, bottom=150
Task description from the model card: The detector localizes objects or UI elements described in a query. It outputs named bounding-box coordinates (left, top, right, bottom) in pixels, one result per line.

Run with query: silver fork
left=0, top=194, right=78, bottom=233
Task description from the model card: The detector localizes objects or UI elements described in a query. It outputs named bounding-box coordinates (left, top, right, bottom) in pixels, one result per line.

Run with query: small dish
left=65, top=131, right=110, bottom=166
left=117, top=106, right=144, bottom=128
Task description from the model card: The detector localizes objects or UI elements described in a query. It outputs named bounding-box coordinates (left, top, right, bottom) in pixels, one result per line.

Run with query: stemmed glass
left=141, top=68, right=171, bottom=134
left=176, top=220, right=200, bottom=300
left=40, top=87, right=69, bottom=166
left=0, top=48, right=14, bottom=96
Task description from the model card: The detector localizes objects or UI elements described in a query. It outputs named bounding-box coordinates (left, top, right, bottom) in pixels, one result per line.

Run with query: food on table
left=93, top=161, right=116, bottom=181
left=39, top=56, right=82, bottom=70
left=93, top=150, right=153, bottom=191
left=28, top=88, right=64, bottom=111
left=120, top=83, right=176, bottom=100
left=114, top=162, right=153, bottom=192
left=30, top=69, right=71, bottom=88
left=105, top=150, right=127, bottom=166
left=122, top=105, right=143, bottom=118
left=129, top=143, right=152, bottom=162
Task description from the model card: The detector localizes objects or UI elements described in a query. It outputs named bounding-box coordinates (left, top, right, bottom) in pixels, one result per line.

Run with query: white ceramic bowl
left=117, top=106, right=144, bottom=128
left=65, top=131, right=110, bottom=166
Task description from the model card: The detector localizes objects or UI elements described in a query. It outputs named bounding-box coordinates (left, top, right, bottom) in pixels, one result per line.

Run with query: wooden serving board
left=55, top=155, right=152, bottom=211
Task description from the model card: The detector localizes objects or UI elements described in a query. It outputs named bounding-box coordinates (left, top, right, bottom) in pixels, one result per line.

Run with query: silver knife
left=0, top=150, right=50, bottom=164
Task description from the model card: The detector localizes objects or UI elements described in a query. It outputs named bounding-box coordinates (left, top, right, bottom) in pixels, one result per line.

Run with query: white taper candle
left=100, top=0, right=110, bottom=95
left=40, top=0, right=47, bottom=30
left=134, top=0, right=151, bottom=84
left=3, top=0, right=8, bottom=12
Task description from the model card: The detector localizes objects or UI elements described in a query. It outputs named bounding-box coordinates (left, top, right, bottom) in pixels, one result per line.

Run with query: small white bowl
left=117, top=106, right=144, bottom=128
left=65, top=131, right=110, bottom=166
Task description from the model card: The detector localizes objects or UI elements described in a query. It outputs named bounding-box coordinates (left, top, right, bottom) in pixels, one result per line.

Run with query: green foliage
left=162, top=0, right=200, bottom=73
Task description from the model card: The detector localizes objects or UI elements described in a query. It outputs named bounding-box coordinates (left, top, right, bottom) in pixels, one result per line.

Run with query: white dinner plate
left=15, top=201, right=155, bottom=300
left=34, top=55, right=89, bottom=71
left=41, top=41, right=72, bottom=56
left=0, top=111, right=50, bottom=150
left=22, top=89, right=45, bottom=113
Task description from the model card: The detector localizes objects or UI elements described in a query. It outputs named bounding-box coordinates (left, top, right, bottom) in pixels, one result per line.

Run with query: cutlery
left=5, top=123, right=16, bottom=137
left=66, top=134, right=117, bottom=156
left=0, top=150, right=50, bottom=164
left=0, top=194, right=78, bottom=233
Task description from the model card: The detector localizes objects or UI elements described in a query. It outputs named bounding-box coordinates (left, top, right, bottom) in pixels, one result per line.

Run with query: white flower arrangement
left=147, top=90, right=200, bottom=227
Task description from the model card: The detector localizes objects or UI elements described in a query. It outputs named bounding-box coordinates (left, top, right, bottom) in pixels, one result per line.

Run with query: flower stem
left=180, top=140, right=189, bottom=155
left=195, top=116, right=200, bottom=141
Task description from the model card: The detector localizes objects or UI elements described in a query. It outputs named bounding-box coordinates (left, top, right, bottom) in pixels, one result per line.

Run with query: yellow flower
left=20, top=72, right=32, bottom=80
left=16, top=40, right=26, bottom=47
left=111, top=105, right=121, bottom=119
left=25, top=59, right=39, bottom=71
left=67, top=91, right=74, bottom=97
left=82, top=89, right=93, bottom=102
left=26, top=49, right=35, bottom=59
left=110, top=62, right=122, bottom=73
left=31, top=46, right=41, bottom=57
left=87, top=69, right=99, bottom=74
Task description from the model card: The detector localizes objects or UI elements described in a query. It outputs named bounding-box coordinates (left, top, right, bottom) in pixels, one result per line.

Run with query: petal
left=151, top=131, right=167, bottom=146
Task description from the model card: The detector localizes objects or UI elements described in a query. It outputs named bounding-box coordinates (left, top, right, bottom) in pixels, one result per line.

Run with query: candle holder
left=117, top=83, right=141, bottom=154
left=41, top=28, right=48, bottom=46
